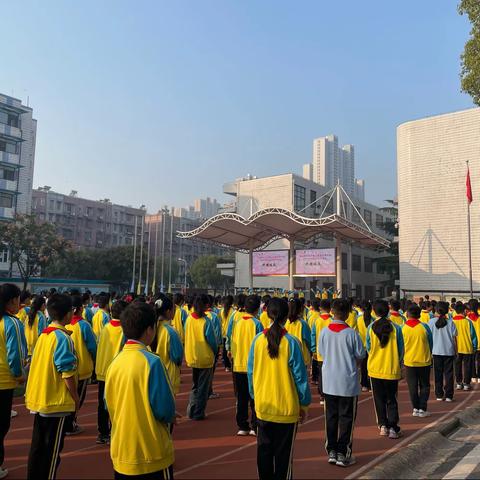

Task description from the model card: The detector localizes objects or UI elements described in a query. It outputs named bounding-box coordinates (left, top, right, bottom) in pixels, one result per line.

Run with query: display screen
left=252, top=250, right=289, bottom=276
left=295, top=248, right=336, bottom=276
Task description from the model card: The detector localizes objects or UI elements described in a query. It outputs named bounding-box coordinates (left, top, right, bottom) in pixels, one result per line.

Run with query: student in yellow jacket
left=25, top=293, right=79, bottom=480
left=389, top=299, right=406, bottom=327
left=220, top=295, right=234, bottom=372
left=0, top=284, right=27, bottom=478
left=311, top=299, right=332, bottom=403
left=226, top=295, right=263, bottom=436
left=402, top=304, right=433, bottom=417
left=172, top=293, right=187, bottom=344
left=248, top=297, right=311, bottom=480
left=452, top=302, right=478, bottom=390
left=185, top=296, right=218, bottom=421
left=16, top=291, right=32, bottom=325
left=357, top=301, right=373, bottom=392
left=259, top=295, right=271, bottom=329
left=105, top=301, right=175, bottom=479
left=366, top=299, right=404, bottom=439
left=92, top=295, right=110, bottom=339
left=95, top=300, right=127, bottom=445
left=65, top=296, right=97, bottom=436
left=153, top=295, right=184, bottom=395
left=420, top=301, right=434, bottom=324
left=285, top=299, right=312, bottom=366
left=24, top=296, right=47, bottom=357
left=466, top=299, right=480, bottom=382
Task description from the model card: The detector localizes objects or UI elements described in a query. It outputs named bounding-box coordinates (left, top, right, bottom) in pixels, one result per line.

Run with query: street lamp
left=178, top=258, right=187, bottom=293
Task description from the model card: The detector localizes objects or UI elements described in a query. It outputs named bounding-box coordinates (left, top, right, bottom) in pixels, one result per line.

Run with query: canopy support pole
left=289, top=238, right=295, bottom=291
left=248, top=247, right=253, bottom=290
left=336, top=235, right=342, bottom=297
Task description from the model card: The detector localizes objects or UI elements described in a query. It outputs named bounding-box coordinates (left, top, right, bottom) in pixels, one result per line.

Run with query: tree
left=190, top=255, right=225, bottom=291
left=0, top=215, right=71, bottom=290
left=459, top=0, right=480, bottom=105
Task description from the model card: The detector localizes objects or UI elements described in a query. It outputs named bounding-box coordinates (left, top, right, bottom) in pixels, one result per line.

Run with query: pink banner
left=295, top=249, right=336, bottom=276
left=252, top=250, right=289, bottom=276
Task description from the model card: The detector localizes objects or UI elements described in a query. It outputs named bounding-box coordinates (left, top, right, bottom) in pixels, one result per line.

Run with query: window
left=352, top=207, right=362, bottom=224
left=0, top=193, right=13, bottom=208
left=0, top=247, right=8, bottom=263
left=56, top=201, right=62, bottom=211
left=294, top=185, right=306, bottom=211
left=365, top=286, right=375, bottom=300
left=0, top=140, right=17, bottom=154
left=0, top=110, right=19, bottom=128
left=352, top=254, right=361, bottom=272
left=0, top=167, right=16, bottom=181
left=376, top=214, right=384, bottom=228
left=49, top=199, right=54, bottom=210
left=377, top=261, right=386, bottom=275
left=364, top=209, right=372, bottom=226
left=85, top=231, right=92, bottom=241
left=310, top=190, right=317, bottom=207
left=64, top=203, right=72, bottom=214
left=341, top=252, right=348, bottom=270
left=86, top=207, right=93, bottom=217
left=364, top=257, right=373, bottom=273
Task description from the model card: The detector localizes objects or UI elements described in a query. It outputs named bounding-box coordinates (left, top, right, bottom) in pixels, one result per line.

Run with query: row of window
left=0, top=166, right=16, bottom=181
left=0, top=193, right=14, bottom=209
left=0, top=140, right=18, bottom=154
left=341, top=252, right=386, bottom=274
left=0, top=110, right=20, bottom=128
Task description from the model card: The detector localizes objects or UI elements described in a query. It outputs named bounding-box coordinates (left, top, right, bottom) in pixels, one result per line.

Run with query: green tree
left=0, top=215, right=71, bottom=290
left=459, top=0, right=480, bottom=105
left=190, top=255, right=225, bottom=290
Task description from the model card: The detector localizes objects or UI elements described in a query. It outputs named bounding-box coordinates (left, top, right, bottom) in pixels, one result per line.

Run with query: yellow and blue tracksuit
left=220, top=308, right=233, bottom=339
left=452, top=315, right=478, bottom=354
left=247, top=330, right=311, bottom=423
left=366, top=322, right=404, bottom=380
left=0, top=314, right=26, bottom=389
left=346, top=310, right=358, bottom=331
left=105, top=340, right=175, bottom=476
left=259, top=309, right=270, bottom=329
left=66, top=316, right=97, bottom=381
left=95, top=320, right=125, bottom=381
left=82, top=306, right=94, bottom=325
left=206, top=309, right=223, bottom=347
left=227, top=314, right=263, bottom=373
left=420, top=310, right=434, bottom=324
left=155, top=320, right=184, bottom=395
left=285, top=318, right=312, bottom=365
left=24, top=311, right=47, bottom=356
left=307, top=310, right=320, bottom=329
left=389, top=311, right=406, bottom=327
left=184, top=313, right=218, bottom=369
left=92, top=310, right=110, bottom=340
left=356, top=314, right=368, bottom=347
left=311, top=313, right=332, bottom=362
left=402, top=320, right=433, bottom=367
left=467, top=312, right=480, bottom=352
left=25, top=324, right=77, bottom=414
left=172, top=305, right=187, bottom=344
left=17, top=306, right=30, bottom=325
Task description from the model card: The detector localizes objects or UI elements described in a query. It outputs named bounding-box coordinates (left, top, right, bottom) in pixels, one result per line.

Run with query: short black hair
left=245, top=295, right=261, bottom=315
left=332, top=299, right=349, bottom=320
left=71, top=295, right=83, bottom=310
left=20, top=290, right=32, bottom=303
left=320, top=299, right=331, bottom=311
left=98, top=295, right=109, bottom=309
left=173, top=293, right=184, bottom=306
left=389, top=299, right=401, bottom=311
left=111, top=300, right=127, bottom=319
left=311, top=299, right=321, bottom=311
left=120, top=302, right=156, bottom=340
left=373, top=299, right=389, bottom=318
left=454, top=301, right=465, bottom=314
left=407, top=304, right=421, bottom=319
left=47, top=294, right=73, bottom=321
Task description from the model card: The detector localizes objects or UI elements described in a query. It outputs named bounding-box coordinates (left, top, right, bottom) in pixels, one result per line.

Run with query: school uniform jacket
left=228, top=314, right=263, bottom=373
left=420, top=310, right=434, bottom=324
left=155, top=320, right=183, bottom=394
left=66, top=316, right=97, bottom=380
left=311, top=313, right=332, bottom=361
left=452, top=315, right=478, bottom=354
left=389, top=311, right=406, bottom=327
left=346, top=310, right=358, bottom=331
left=25, top=323, right=77, bottom=414
left=467, top=312, right=480, bottom=351
left=184, top=313, right=218, bottom=369
left=172, top=305, right=187, bottom=344
left=205, top=309, right=223, bottom=346
left=82, top=306, right=94, bottom=325
left=92, top=310, right=110, bottom=339
left=356, top=314, right=368, bottom=347
left=401, top=319, right=432, bottom=367
left=220, top=308, right=233, bottom=338
left=17, top=306, right=30, bottom=325
left=105, top=341, right=175, bottom=476
left=0, top=314, right=26, bottom=389
left=366, top=321, right=404, bottom=380
left=428, top=317, right=457, bottom=357
left=259, top=309, right=270, bottom=329
left=95, top=320, right=125, bottom=381
left=285, top=318, right=312, bottom=365
left=247, top=330, right=311, bottom=423
left=24, top=311, right=47, bottom=356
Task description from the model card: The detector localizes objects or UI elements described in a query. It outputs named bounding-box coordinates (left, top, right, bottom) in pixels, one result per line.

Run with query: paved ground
left=4, top=365, right=480, bottom=479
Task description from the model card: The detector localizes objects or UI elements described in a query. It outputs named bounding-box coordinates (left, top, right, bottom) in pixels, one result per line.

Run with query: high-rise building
left=173, top=197, right=220, bottom=220
left=308, top=134, right=364, bottom=199
left=0, top=94, right=37, bottom=275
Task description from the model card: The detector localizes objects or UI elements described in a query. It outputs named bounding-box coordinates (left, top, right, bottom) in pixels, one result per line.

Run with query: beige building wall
left=397, top=108, right=480, bottom=294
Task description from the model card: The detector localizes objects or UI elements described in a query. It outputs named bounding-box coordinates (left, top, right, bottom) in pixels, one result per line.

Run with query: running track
left=4, top=365, right=479, bottom=479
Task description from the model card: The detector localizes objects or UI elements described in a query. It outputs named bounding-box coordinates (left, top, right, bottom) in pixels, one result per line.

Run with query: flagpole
left=137, top=217, right=144, bottom=296
left=130, top=215, right=138, bottom=292
left=152, top=219, right=159, bottom=295
left=467, top=160, right=474, bottom=298
left=144, top=221, right=151, bottom=296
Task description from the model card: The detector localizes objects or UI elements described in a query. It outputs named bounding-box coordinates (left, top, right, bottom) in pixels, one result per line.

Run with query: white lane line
left=346, top=391, right=476, bottom=480
left=442, top=443, right=480, bottom=479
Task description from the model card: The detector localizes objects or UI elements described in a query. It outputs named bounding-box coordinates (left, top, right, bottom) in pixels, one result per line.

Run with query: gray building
left=0, top=94, right=37, bottom=274
left=32, top=187, right=145, bottom=249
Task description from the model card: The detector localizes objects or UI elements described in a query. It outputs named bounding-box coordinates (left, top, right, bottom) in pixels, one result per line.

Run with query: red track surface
left=5, top=366, right=479, bottom=479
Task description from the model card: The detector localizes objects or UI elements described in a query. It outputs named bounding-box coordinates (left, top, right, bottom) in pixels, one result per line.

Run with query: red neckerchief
left=405, top=319, right=420, bottom=327
left=42, top=324, right=71, bottom=335
left=125, top=339, right=145, bottom=346
left=320, top=313, right=331, bottom=320
left=110, top=319, right=121, bottom=327
left=468, top=312, right=479, bottom=322
left=453, top=315, right=465, bottom=321
left=191, top=312, right=201, bottom=319
left=328, top=322, right=349, bottom=333
left=70, top=316, right=83, bottom=326
left=390, top=311, right=401, bottom=317
left=242, top=315, right=254, bottom=320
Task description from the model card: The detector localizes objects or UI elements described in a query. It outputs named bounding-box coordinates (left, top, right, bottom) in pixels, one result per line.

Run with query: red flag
left=467, top=166, right=473, bottom=204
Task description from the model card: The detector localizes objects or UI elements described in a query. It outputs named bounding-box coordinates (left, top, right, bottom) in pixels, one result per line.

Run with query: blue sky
left=1, top=0, right=473, bottom=211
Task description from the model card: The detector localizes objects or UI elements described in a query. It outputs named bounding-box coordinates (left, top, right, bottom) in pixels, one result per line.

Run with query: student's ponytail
left=266, top=298, right=289, bottom=359
left=362, top=301, right=372, bottom=327
left=28, top=296, right=45, bottom=328
left=372, top=299, right=393, bottom=348
left=287, top=298, right=302, bottom=323
left=435, top=301, right=449, bottom=329
left=0, top=284, right=21, bottom=320
left=193, top=295, right=207, bottom=318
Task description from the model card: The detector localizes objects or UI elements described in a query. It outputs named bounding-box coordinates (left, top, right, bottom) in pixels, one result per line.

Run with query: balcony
left=0, top=123, right=22, bottom=142
left=0, top=152, right=20, bottom=166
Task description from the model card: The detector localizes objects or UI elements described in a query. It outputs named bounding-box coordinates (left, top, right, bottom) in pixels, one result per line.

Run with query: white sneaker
left=412, top=408, right=419, bottom=416
left=417, top=410, right=431, bottom=418
left=388, top=428, right=402, bottom=439
left=379, top=425, right=389, bottom=436
left=237, top=430, right=249, bottom=436
left=249, top=429, right=256, bottom=436
left=445, top=398, right=453, bottom=402
left=456, top=384, right=463, bottom=390
left=319, top=400, right=325, bottom=406
left=10, top=410, right=17, bottom=418
left=464, top=384, right=472, bottom=391
left=436, top=398, right=444, bottom=401
left=0, top=467, right=8, bottom=479
left=472, top=378, right=477, bottom=383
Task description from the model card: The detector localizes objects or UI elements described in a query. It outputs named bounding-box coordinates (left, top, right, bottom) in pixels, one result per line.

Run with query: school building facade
left=222, top=173, right=395, bottom=300
left=397, top=107, right=480, bottom=297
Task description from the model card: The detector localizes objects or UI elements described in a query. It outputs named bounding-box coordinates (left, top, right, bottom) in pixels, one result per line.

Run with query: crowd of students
left=0, top=284, right=478, bottom=480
